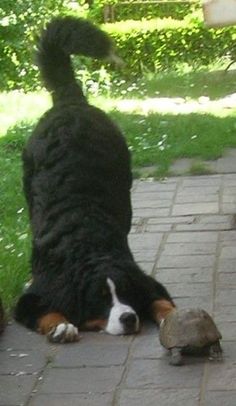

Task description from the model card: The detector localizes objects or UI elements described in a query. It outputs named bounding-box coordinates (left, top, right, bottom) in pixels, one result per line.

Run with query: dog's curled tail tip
left=36, top=16, right=119, bottom=96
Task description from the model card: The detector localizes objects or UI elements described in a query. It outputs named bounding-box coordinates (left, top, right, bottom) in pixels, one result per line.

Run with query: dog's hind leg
left=37, top=313, right=80, bottom=343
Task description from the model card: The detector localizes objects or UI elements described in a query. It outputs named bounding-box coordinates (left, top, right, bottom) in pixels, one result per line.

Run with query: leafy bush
left=102, top=15, right=236, bottom=77
left=1, top=4, right=236, bottom=91
left=0, top=0, right=88, bottom=91
left=87, top=0, right=200, bottom=23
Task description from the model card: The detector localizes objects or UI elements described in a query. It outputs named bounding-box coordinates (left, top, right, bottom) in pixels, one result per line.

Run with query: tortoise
left=159, top=308, right=222, bottom=366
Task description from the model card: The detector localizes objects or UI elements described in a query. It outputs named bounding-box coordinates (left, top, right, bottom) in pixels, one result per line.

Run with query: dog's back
left=23, top=17, right=132, bottom=237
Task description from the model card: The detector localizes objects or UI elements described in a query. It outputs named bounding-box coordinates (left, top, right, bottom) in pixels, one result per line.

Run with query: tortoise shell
left=160, top=308, right=222, bottom=350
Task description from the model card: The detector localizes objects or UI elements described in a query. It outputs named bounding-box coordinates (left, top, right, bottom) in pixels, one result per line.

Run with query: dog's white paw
left=47, top=323, right=80, bottom=343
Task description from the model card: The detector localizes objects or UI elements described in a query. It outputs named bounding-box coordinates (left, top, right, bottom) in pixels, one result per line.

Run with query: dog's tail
left=36, top=16, right=120, bottom=102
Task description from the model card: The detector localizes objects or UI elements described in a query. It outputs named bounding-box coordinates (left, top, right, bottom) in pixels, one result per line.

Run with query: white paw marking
left=48, top=323, right=80, bottom=343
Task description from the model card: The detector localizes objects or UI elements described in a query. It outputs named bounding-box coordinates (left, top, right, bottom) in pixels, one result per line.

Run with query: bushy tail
left=36, top=16, right=115, bottom=101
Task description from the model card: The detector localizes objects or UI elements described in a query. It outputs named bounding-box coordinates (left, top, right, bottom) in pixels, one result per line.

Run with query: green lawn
left=1, top=68, right=236, bottom=311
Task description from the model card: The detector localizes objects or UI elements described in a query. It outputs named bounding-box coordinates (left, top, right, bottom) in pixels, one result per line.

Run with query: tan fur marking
left=82, top=319, right=107, bottom=331
left=37, top=312, right=67, bottom=335
left=151, top=299, right=176, bottom=322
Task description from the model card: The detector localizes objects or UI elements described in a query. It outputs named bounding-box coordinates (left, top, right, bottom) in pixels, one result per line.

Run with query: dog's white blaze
left=105, top=278, right=139, bottom=335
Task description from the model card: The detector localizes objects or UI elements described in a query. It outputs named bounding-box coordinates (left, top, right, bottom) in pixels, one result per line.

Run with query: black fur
left=14, top=17, right=173, bottom=330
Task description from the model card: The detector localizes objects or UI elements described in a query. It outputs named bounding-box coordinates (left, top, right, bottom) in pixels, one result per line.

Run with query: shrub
left=0, top=0, right=88, bottom=91
left=87, top=0, right=200, bottom=23
left=1, top=6, right=236, bottom=91
left=102, top=15, right=236, bottom=77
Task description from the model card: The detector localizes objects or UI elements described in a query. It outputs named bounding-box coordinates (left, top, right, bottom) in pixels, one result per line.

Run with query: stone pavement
left=1, top=174, right=236, bottom=406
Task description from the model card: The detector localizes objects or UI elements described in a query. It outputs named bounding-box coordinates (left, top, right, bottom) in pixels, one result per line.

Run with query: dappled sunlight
left=113, top=93, right=236, bottom=115
left=0, top=90, right=50, bottom=136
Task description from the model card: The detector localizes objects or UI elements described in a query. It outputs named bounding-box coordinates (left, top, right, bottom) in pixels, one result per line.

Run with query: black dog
left=15, top=17, right=175, bottom=342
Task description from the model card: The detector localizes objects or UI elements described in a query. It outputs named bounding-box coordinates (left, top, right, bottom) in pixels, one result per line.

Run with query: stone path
left=1, top=174, right=236, bottom=406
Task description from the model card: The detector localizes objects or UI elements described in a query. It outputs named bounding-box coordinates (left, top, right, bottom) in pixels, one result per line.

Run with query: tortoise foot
left=209, top=341, right=223, bottom=361
left=169, top=348, right=183, bottom=366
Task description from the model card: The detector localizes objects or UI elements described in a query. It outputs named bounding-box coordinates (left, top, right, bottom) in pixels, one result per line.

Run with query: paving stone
left=207, top=362, right=236, bottom=390
left=156, top=268, right=213, bottom=284
left=134, top=207, right=171, bottom=217
left=132, top=199, right=171, bottom=209
left=28, top=393, right=113, bottom=406
left=215, top=288, right=236, bottom=306
left=125, top=359, right=204, bottom=389
left=172, top=202, right=219, bottom=216
left=131, top=333, right=166, bottom=360
left=134, top=182, right=177, bottom=193
left=224, top=174, right=236, bottom=184
left=220, top=230, right=236, bottom=242
left=169, top=158, right=193, bottom=175
left=175, top=194, right=218, bottom=203
left=161, top=283, right=212, bottom=299
left=220, top=246, right=236, bottom=258
left=223, top=195, right=236, bottom=203
left=216, top=156, right=236, bottom=173
left=119, top=389, right=200, bottom=406
left=174, top=297, right=212, bottom=312
left=222, top=203, right=236, bottom=213
left=75, top=331, right=133, bottom=346
left=3, top=175, right=236, bottom=406
left=53, top=342, right=129, bottom=367
left=214, top=341, right=236, bottom=360
left=137, top=261, right=154, bottom=275
left=147, top=216, right=196, bottom=224
left=199, top=215, right=233, bottom=224
left=214, top=305, right=236, bottom=322
left=179, top=185, right=219, bottom=194
left=133, top=250, right=157, bottom=262
left=144, top=224, right=172, bottom=232
left=218, top=258, right=236, bottom=273
left=203, top=391, right=236, bottom=406
left=0, top=322, right=51, bottom=351
left=175, top=223, right=231, bottom=231
left=0, top=349, right=46, bottom=375
left=0, top=375, right=37, bottom=406
left=129, top=233, right=163, bottom=250
left=157, top=255, right=215, bottom=269
left=215, top=322, right=236, bottom=340
left=167, top=232, right=218, bottom=243
left=182, top=176, right=221, bottom=187
left=40, top=366, right=124, bottom=394
left=162, top=243, right=216, bottom=256
left=132, top=191, right=175, bottom=201
left=218, top=272, right=236, bottom=284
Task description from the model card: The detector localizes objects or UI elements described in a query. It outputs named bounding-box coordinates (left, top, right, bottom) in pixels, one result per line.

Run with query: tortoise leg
left=209, top=341, right=223, bottom=361
left=170, top=348, right=183, bottom=366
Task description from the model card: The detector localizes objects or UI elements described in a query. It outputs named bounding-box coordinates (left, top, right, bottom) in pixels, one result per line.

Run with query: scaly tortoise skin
left=159, top=308, right=222, bottom=366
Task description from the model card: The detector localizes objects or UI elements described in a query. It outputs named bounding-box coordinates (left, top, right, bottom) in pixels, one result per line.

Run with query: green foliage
left=1, top=2, right=236, bottom=91
left=87, top=0, right=200, bottom=23
left=103, top=16, right=236, bottom=77
left=0, top=0, right=88, bottom=91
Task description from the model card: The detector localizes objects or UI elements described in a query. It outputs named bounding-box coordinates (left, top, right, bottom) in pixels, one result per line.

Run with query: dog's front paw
left=47, top=322, right=80, bottom=343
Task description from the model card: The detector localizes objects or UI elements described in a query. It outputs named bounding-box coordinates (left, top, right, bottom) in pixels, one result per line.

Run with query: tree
left=0, top=0, right=67, bottom=90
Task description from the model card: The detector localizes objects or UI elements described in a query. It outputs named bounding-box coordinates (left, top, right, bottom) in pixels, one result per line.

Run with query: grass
left=188, top=161, right=213, bottom=176
left=1, top=67, right=236, bottom=311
